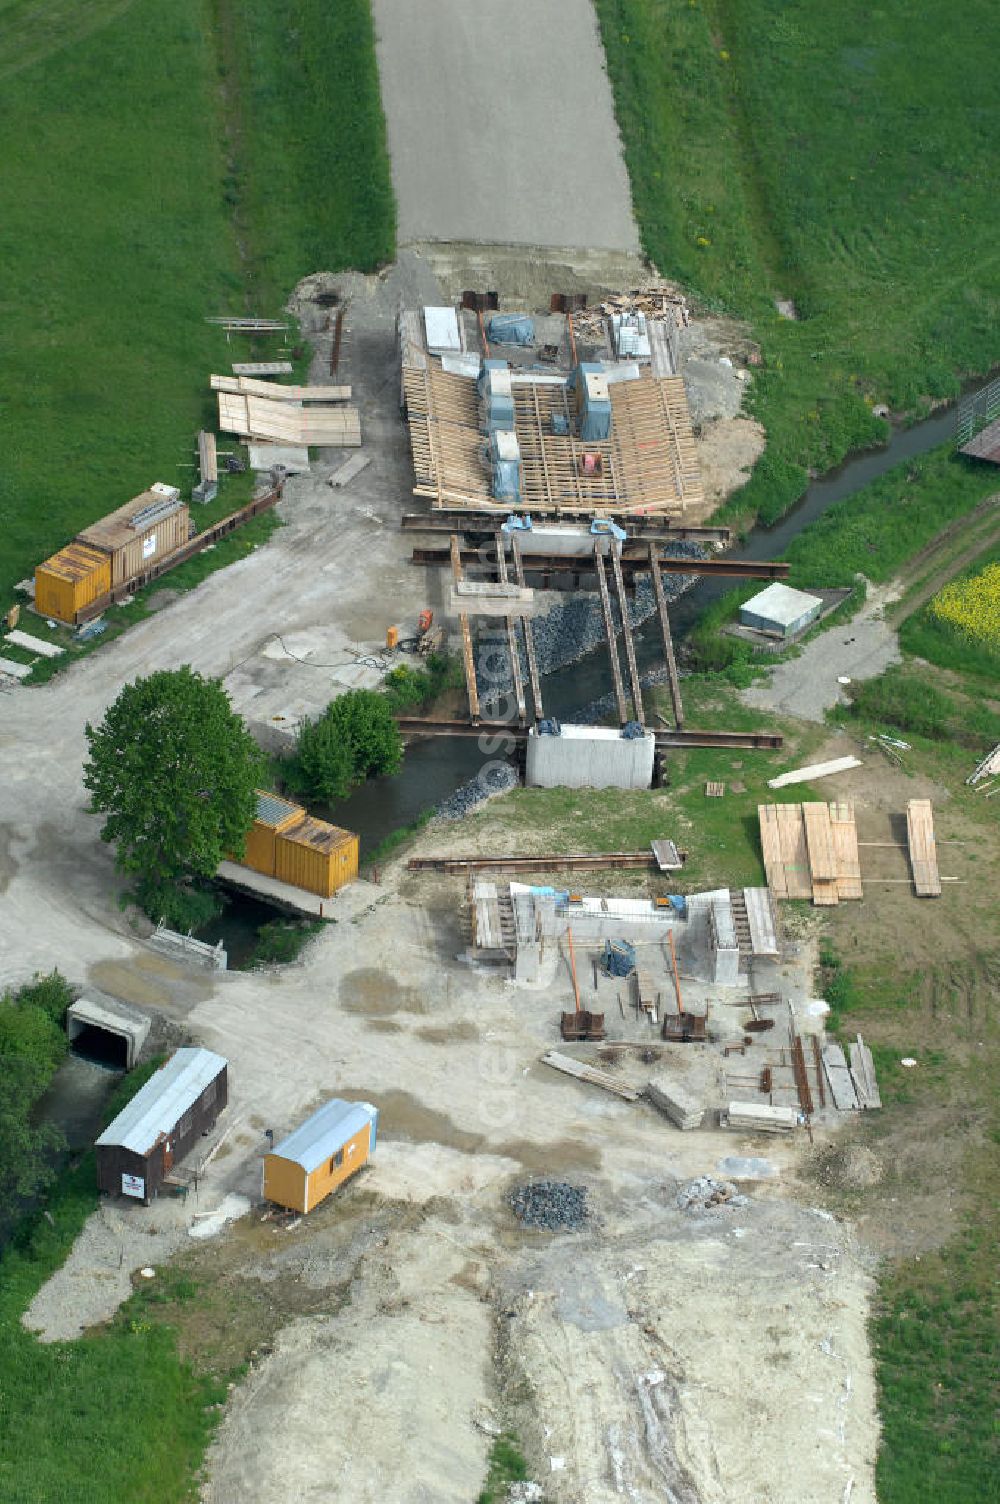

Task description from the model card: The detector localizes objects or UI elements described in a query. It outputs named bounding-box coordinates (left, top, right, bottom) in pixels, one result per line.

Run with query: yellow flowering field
left=929, top=563, right=1000, bottom=650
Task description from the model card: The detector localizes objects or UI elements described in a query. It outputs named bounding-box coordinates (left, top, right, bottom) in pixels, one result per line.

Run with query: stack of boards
left=646, top=1076, right=704, bottom=1130
left=211, top=374, right=361, bottom=472
left=758, top=801, right=862, bottom=906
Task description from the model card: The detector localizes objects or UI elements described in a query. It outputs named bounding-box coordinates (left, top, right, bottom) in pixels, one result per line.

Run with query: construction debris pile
left=675, top=1176, right=749, bottom=1213
left=510, top=1180, right=588, bottom=1232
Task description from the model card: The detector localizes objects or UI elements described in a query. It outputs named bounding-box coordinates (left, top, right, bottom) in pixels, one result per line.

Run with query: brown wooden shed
left=94, top=1048, right=227, bottom=1204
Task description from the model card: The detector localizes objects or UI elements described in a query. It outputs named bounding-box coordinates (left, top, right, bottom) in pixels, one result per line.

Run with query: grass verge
left=1, top=0, right=395, bottom=622
left=477, top=1433, right=533, bottom=1504
left=594, top=0, right=1000, bottom=524
left=687, top=444, right=999, bottom=670
left=811, top=945, right=998, bottom=1503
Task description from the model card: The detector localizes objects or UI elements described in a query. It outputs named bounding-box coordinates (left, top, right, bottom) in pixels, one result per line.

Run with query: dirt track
left=371, top=0, right=640, bottom=251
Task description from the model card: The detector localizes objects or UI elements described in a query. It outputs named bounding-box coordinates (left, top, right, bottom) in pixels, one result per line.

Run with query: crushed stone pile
left=511, top=1180, right=587, bottom=1232
left=676, top=1176, right=749, bottom=1213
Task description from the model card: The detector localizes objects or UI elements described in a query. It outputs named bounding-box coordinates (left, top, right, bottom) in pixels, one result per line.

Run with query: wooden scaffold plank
left=511, top=535, right=543, bottom=720
left=609, top=545, right=644, bottom=724
left=648, top=545, right=684, bottom=728
left=906, top=799, right=941, bottom=896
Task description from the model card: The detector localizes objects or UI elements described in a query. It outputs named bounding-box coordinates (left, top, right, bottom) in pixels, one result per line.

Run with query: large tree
left=84, top=667, right=266, bottom=923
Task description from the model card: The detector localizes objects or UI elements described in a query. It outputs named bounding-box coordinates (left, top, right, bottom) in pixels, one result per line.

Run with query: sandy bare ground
left=371, top=0, right=640, bottom=251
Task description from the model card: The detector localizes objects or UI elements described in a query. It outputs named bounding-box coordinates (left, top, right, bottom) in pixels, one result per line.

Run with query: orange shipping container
left=77, top=488, right=190, bottom=587
left=274, top=816, right=359, bottom=897
left=34, top=543, right=111, bottom=624
left=240, top=791, right=305, bottom=876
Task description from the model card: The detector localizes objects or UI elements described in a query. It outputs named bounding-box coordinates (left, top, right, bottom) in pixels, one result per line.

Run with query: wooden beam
left=495, top=532, right=526, bottom=724
left=609, top=545, right=644, bottom=724
left=594, top=548, right=627, bottom=724
left=906, top=799, right=941, bottom=896
left=511, top=535, right=543, bottom=720
left=450, top=534, right=480, bottom=722
left=649, top=546, right=684, bottom=728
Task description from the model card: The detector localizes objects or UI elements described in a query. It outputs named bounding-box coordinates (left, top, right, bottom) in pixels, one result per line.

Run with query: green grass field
left=0, top=1, right=253, bottom=606
left=595, top=0, right=1000, bottom=523
left=0, top=0, right=395, bottom=612
left=218, top=0, right=395, bottom=311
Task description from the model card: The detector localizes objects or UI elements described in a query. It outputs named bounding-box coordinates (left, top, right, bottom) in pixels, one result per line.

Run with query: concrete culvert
left=66, top=995, right=150, bottom=1070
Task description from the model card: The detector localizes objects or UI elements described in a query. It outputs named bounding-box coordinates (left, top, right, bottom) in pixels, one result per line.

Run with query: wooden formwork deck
left=402, top=363, right=703, bottom=516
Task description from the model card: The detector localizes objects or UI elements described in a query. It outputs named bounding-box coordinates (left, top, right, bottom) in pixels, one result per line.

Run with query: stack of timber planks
left=758, top=801, right=862, bottom=905
left=646, top=1076, right=704, bottom=1129
left=906, top=799, right=941, bottom=896
left=541, top=1051, right=641, bottom=1101
left=723, top=1101, right=799, bottom=1134
left=821, top=1037, right=881, bottom=1111
left=213, top=374, right=360, bottom=449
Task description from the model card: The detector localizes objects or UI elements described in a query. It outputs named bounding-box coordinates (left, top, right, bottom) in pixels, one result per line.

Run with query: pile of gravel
left=434, top=761, right=519, bottom=820
left=511, top=1179, right=587, bottom=1231
left=676, top=1175, right=749, bottom=1212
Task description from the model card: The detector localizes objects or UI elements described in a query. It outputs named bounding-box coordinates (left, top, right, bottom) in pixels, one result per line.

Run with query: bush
left=382, top=653, right=464, bottom=713
left=839, top=666, right=1000, bottom=747
left=248, top=919, right=323, bottom=968
left=0, top=974, right=75, bottom=1230
left=289, top=690, right=403, bottom=804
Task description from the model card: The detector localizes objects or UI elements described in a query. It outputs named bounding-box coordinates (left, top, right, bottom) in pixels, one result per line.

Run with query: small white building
left=740, top=582, right=823, bottom=639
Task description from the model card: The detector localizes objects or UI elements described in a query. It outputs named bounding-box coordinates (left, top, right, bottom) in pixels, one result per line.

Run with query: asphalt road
left=371, top=0, right=640, bottom=251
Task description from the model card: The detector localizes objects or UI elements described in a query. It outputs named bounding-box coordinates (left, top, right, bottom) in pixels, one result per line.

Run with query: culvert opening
left=68, top=1021, right=130, bottom=1069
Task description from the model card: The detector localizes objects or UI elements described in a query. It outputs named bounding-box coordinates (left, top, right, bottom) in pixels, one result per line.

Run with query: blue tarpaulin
left=488, top=314, right=534, bottom=346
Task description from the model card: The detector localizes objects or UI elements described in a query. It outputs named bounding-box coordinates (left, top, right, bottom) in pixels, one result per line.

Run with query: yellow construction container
left=274, top=816, right=358, bottom=898
left=240, top=791, right=305, bottom=876
left=34, top=544, right=111, bottom=623
left=263, top=1099, right=377, bottom=1214
left=77, top=488, right=190, bottom=587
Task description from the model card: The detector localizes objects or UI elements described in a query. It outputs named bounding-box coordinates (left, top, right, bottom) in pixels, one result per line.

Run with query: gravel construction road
left=741, top=613, right=901, bottom=722
left=371, top=0, right=641, bottom=250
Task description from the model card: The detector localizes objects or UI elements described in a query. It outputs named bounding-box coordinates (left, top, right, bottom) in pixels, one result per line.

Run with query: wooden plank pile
left=213, top=373, right=360, bottom=449
left=541, top=1051, right=641, bottom=1101
left=906, top=798, right=941, bottom=896
left=722, top=1101, right=799, bottom=1134
left=758, top=801, right=862, bottom=905
left=646, top=1076, right=704, bottom=1130
left=849, top=1036, right=881, bottom=1109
